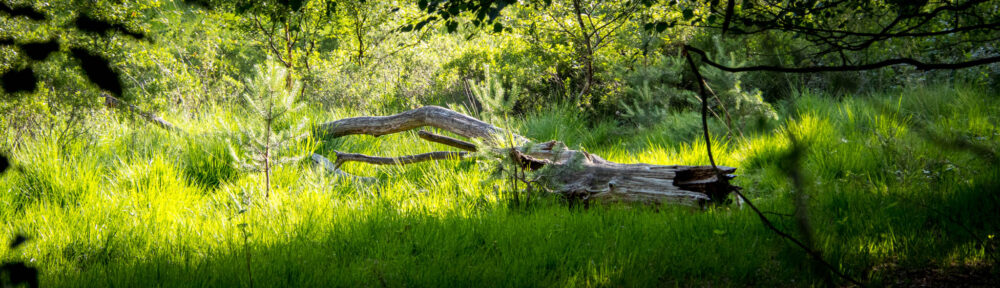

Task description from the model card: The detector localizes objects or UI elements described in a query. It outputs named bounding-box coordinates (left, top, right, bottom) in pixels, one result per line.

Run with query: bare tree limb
left=417, top=130, right=477, bottom=151
left=684, top=46, right=865, bottom=287
left=684, top=44, right=1000, bottom=73
left=332, top=150, right=467, bottom=168
left=310, top=153, right=376, bottom=182
left=316, top=106, right=509, bottom=143
left=102, top=93, right=182, bottom=132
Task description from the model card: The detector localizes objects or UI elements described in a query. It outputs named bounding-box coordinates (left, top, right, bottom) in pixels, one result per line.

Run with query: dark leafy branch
left=0, top=2, right=45, bottom=20
left=684, top=44, right=1000, bottom=73
left=401, top=0, right=517, bottom=33
left=1, top=10, right=151, bottom=98
left=670, top=1, right=1000, bottom=286
left=1, top=235, right=38, bottom=288
left=649, top=0, right=1000, bottom=66
left=684, top=46, right=865, bottom=287
left=74, top=14, right=148, bottom=40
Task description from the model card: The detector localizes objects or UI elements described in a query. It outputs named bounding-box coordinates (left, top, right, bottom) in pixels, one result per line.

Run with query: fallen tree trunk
left=316, top=106, right=737, bottom=206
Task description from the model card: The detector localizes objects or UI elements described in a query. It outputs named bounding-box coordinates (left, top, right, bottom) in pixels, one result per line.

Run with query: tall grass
left=1, top=85, right=997, bottom=286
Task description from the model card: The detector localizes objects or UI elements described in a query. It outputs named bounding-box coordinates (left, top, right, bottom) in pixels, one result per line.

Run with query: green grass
left=1, top=85, right=998, bottom=287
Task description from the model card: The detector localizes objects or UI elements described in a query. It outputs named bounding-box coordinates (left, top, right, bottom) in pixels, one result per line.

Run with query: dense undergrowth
left=2, top=0, right=999, bottom=286
left=1, top=84, right=997, bottom=287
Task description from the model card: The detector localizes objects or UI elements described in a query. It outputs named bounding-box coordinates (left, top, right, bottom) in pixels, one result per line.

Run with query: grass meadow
left=1, top=85, right=998, bottom=286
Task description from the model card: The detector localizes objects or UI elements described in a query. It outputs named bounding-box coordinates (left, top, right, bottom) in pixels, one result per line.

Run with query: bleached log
left=513, top=141, right=736, bottom=206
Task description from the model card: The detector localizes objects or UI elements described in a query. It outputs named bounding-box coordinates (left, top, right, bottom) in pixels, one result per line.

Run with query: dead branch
left=310, top=153, right=376, bottom=182
left=315, top=105, right=510, bottom=143
left=102, top=93, right=181, bottom=132
left=417, top=130, right=477, bottom=151
left=332, top=150, right=467, bottom=168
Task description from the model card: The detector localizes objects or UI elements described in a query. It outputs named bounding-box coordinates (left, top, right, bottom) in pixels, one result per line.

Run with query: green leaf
left=493, top=22, right=503, bottom=33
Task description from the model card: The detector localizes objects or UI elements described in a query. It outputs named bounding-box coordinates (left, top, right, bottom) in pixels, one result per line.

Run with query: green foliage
left=229, top=62, right=309, bottom=173
left=2, top=1, right=1000, bottom=286
left=181, top=134, right=237, bottom=189
left=696, top=37, right=780, bottom=133
left=465, top=64, right=518, bottom=121
left=615, top=55, right=697, bottom=128
left=1, top=85, right=998, bottom=286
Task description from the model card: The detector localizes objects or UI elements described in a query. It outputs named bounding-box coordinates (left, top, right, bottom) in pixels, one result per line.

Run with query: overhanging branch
left=684, top=45, right=1000, bottom=73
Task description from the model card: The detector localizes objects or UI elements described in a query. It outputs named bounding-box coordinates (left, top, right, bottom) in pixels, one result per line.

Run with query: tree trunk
left=316, top=106, right=737, bottom=206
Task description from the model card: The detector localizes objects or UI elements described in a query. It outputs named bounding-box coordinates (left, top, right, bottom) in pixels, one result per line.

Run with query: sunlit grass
left=1, top=85, right=997, bottom=286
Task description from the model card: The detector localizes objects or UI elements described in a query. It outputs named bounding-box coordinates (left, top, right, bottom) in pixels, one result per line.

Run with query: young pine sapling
left=230, top=62, right=309, bottom=199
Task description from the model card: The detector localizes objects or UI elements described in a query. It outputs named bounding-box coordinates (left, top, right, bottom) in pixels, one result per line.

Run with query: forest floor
left=1, top=85, right=998, bottom=287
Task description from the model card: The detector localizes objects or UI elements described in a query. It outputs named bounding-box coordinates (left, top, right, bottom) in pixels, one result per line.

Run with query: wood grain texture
left=316, top=106, right=505, bottom=142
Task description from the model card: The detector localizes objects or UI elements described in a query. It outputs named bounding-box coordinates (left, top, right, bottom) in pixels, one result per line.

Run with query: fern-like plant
left=467, top=64, right=517, bottom=121
left=229, top=62, right=308, bottom=199
left=700, top=36, right=779, bottom=134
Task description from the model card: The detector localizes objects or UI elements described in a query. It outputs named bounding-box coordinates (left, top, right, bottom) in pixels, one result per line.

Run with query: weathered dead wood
left=310, top=153, right=376, bottom=182
left=332, top=150, right=467, bottom=168
left=317, top=106, right=739, bottom=206
left=315, top=106, right=511, bottom=143
left=418, top=130, right=477, bottom=151
left=513, top=141, right=736, bottom=205
left=102, top=93, right=181, bottom=132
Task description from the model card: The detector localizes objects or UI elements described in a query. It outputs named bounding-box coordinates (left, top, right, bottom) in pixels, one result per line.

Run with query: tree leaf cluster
left=1, top=3, right=151, bottom=100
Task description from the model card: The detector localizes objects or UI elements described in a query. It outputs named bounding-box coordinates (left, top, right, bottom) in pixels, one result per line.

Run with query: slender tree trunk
left=355, top=13, right=366, bottom=65
left=571, top=0, right=594, bottom=100
left=284, top=21, right=294, bottom=91
left=264, top=99, right=273, bottom=199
